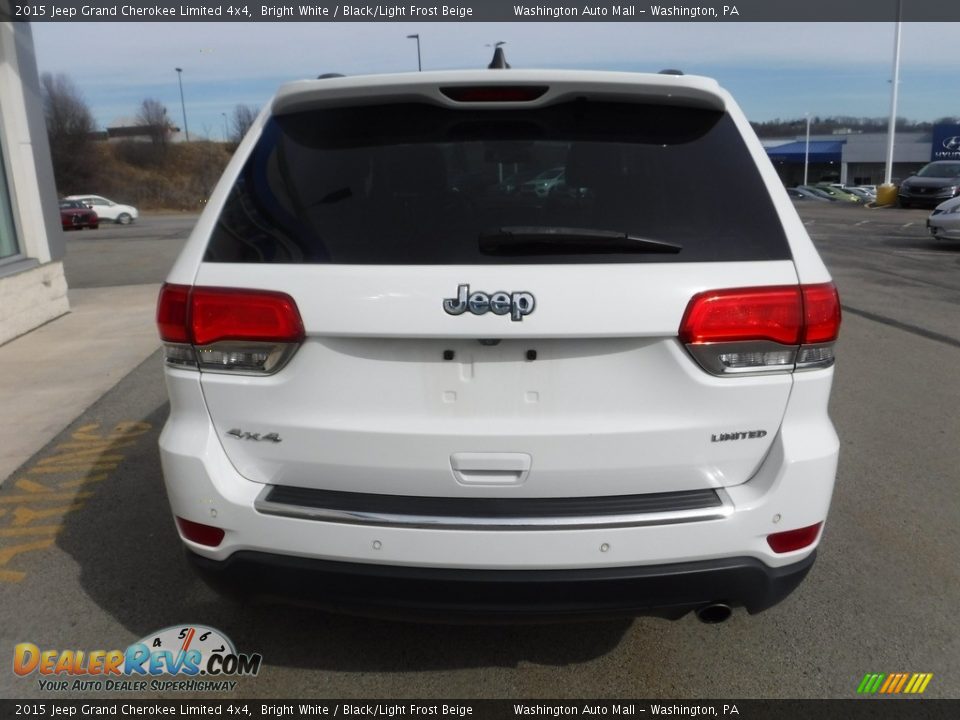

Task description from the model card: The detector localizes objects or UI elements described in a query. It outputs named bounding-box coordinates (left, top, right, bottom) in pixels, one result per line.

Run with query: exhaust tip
left=696, top=603, right=733, bottom=624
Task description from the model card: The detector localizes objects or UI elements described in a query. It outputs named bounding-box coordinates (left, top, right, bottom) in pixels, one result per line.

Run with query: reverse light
left=679, top=283, right=840, bottom=376
left=767, top=522, right=823, bottom=553
left=176, top=517, right=225, bottom=547
left=157, top=284, right=304, bottom=375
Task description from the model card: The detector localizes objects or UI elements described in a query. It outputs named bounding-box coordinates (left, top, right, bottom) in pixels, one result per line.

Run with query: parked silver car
left=927, top=196, right=960, bottom=241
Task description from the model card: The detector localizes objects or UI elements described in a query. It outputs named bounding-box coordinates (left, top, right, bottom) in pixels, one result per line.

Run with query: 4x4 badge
left=443, top=284, right=535, bottom=322
left=227, top=429, right=282, bottom=443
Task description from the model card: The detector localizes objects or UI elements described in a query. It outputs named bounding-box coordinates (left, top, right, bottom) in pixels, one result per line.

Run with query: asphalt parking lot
left=0, top=204, right=957, bottom=700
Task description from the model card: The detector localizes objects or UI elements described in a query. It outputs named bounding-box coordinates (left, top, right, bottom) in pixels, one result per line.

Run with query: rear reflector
left=175, top=517, right=225, bottom=547
left=440, top=86, right=549, bottom=102
left=767, top=522, right=822, bottom=553
left=679, top=283, right=841, bottom=375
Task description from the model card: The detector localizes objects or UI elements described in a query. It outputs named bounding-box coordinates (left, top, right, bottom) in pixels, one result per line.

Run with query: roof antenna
left=486, top=41, right=510, bottom=69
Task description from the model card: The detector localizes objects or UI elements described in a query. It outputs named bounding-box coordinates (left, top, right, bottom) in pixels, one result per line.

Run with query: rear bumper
left=189, top=549, right=817, bottom=621
left=159, top=368, right=838, bottom=618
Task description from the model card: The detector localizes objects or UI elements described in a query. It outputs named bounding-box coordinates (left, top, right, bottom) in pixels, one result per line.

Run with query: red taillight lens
left=440, top=86, right=549, bottom=102
left=156, top=284, right=191, bottom=343
left=679, top=286, right=803, bottom=345
left=767, top=522, right=822, bottom=553
left=157, top=285, right=305, bottom=374
left=801, top=283, right=842, bottom=344
left=175, top=517, right=225, bottom=547
left=190, top=288, right=304, bottom=346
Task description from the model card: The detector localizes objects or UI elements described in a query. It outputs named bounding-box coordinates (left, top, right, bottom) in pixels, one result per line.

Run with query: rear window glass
left=205, top=100, right=790, bottom=264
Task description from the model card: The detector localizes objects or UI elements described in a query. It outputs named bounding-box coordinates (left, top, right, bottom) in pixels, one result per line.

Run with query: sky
left=31, top=21, right=960, bottom=140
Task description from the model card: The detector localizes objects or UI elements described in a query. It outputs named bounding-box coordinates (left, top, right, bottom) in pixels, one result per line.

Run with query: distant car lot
left=63, top=194, right=139, bottom=224
left=2, top=203, right=955, bottom=700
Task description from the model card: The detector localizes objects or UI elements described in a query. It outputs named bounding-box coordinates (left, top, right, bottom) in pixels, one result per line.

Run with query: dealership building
left=764, top=124, right=960, bottom=187
left=0, top=13, right=69, bottom=345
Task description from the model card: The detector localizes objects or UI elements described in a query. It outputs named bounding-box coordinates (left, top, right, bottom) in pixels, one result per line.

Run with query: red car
left=59, top=199, right=99, bottom=230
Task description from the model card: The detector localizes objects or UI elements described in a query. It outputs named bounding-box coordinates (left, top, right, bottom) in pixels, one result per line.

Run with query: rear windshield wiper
left=479, top=226, right=682, bottom=255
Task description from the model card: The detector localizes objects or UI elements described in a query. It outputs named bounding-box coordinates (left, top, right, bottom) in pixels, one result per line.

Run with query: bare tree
left=41, top=73, right=97, bottom=194
left=136, top=98, right=172, bottom=146
left=230, top=104, right=258, bottom=144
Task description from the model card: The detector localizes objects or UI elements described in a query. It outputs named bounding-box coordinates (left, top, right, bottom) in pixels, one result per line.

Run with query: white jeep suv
left=157, top=70, right=841, bottom=622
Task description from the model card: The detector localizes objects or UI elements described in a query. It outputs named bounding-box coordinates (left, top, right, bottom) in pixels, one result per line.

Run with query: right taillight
left=157, top=284, right=304, bottom=375
left=679, top=283, right=840, bottom=376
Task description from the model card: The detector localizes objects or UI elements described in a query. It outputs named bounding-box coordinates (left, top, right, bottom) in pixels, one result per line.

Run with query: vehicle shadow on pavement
left=57, top=403, right=633, bottom=672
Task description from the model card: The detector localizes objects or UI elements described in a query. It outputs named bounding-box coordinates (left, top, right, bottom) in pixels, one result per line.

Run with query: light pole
left=804, top=113, right=811, bottom=186
left=221, top=112, right=229, bottom=142
left=406, top=34, right=421, bottom=71
left=175, top=67, right=190, bottom=142
left=883, top=0, right=902, bottom=186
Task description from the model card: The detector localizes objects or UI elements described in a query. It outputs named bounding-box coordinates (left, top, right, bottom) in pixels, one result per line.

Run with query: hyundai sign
left=931, top=124, right=960, bottom=161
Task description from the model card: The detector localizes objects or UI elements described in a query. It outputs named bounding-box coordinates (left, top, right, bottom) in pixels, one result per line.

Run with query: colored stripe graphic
left=858, top=673, right=933, bottom=694
left=857, top=673, right=885, bottom=694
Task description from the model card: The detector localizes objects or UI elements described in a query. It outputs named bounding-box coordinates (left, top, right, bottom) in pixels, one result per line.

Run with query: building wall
left=842, top=162, right=928, bottom=186
left=0, top=12, right=70, bottom=345
left=766, top=131, right=937, bottom=187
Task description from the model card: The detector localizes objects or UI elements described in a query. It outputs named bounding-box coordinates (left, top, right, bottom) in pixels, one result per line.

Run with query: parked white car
left=156, top=69, right=841, bottom=622
left=64, top=195, right=138, bottom=224
left=927, top=195, right=960, bottom=241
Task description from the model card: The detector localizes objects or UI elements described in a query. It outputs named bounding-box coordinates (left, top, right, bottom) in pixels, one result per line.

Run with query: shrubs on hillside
left=90, top=141, right=232, bottom=211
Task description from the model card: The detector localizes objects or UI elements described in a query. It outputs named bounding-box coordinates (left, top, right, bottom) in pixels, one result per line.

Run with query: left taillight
left=157, top=284, right=304, bottom=375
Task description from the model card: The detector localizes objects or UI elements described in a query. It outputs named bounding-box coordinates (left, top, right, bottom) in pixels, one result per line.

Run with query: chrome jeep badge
left=443, top=284, right=535, bottom=322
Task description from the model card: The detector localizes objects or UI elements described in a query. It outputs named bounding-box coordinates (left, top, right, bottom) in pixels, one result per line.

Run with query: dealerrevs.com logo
left=13, top=625, right=262, bottom=692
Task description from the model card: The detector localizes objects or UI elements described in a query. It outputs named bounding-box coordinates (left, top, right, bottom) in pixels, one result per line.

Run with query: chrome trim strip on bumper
left=254, top=485, right=734, bottom=531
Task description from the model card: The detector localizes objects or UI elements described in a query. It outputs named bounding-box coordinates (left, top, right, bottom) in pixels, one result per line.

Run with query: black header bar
left=2, top=700, right=959, bottom=719
left=5, top=0, right=960, bottom=23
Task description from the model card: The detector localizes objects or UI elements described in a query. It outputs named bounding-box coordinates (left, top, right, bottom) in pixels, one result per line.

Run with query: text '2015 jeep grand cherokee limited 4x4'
left=156, top=69, right=841, bottom=622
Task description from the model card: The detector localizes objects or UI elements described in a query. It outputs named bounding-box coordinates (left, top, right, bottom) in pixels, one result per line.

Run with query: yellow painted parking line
left=36, top=449, right=127, bottom=466
left=53, top=439, right=137, bottom=451
left=28, top=463, right=120, bottom=474
left=0, top=492, right=94, bottom=505
left=0, top=525, right=63, bottom=538
left=14, top=479, right=53, bottom=493
left=58, top=472, right=110, bottom=489
left=0, top=538, right=56, bottom=582
left=0, top=420, right=152, bottom=583
left=12, top=503, right=85, bottom=527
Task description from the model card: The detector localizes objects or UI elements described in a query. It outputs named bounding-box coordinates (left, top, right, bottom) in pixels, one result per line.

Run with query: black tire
left=897, top=198, right=911, bottom=209
left=116, top=213, right=132, bottom=225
